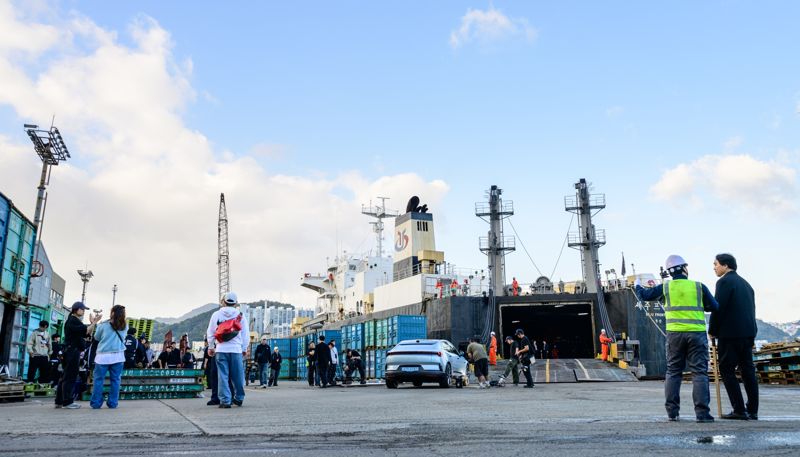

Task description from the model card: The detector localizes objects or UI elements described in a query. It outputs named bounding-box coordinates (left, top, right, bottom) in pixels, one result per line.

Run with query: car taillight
left=437, top=352, right=442, bottom=357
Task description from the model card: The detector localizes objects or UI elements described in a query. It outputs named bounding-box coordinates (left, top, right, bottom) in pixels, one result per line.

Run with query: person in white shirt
left=206, top=292, right=250, bottom=408
left=328, top=340, right=339, bottom=387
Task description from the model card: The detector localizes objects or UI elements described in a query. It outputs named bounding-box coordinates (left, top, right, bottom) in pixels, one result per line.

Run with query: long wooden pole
left=711, top=337, right=723, bottom=416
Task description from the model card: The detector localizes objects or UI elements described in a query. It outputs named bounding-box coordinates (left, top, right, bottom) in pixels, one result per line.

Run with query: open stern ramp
left=497, top=358, right=638, bottom=384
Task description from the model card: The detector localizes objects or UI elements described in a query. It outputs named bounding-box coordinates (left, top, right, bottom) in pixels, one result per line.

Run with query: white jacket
left=206, top=306, right=250, bottom=354
left=27, top=328, right=50, bottom=357
left=330, top=347, right=339, bottom=365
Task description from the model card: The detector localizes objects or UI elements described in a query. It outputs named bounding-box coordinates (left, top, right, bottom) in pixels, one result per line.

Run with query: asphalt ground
left=2, top=381, right=799, bottom=456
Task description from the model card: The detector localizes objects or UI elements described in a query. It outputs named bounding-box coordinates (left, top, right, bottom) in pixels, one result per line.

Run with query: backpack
left=214, top=313, right=242, bottom=343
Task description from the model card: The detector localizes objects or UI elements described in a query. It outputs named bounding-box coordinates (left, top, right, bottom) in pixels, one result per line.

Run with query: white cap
left=222, top=291, right=238, bottom=305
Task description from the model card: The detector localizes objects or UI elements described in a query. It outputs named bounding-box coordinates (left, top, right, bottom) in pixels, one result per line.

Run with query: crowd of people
left=304, top=336, right=367, bottom=388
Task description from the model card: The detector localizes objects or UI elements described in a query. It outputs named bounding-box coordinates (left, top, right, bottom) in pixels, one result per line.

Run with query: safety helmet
left=222, top=291, right=238, bottom=305
left=665, top=255, right=688, bottom=272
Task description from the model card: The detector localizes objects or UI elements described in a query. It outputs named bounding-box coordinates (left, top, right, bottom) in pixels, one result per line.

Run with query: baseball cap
left=71, top=301, right=89, bottom=312
left=515, top=328, right=524, bottom=335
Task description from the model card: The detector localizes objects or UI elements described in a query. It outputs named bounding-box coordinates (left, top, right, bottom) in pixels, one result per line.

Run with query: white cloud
left=605, top=106, right=624, bottom=117
left=651, top=154, right=797, bottom=215
left=723, top=136, right=743, bottom=150
left=0, top=2, right=450, bottom=318
left=449, top=5, right=537, bottom=49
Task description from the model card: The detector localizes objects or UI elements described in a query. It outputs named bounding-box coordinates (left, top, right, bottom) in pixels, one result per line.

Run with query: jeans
left=90, top=362, right=124, bottom=408
left=269, top=367, right=279, bottom=386
left=55, top=347, right=80, bottom=406
left=719, top=337, right=759, bottom=416
left=259, top=362, right=269, bottom=385
left=665, top=332, right=711, bottom=419
left=216, top=352, right=245, bottom=405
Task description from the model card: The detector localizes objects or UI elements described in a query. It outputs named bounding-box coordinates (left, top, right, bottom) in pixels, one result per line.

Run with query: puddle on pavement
left=632, top=432, right=800, bottom=450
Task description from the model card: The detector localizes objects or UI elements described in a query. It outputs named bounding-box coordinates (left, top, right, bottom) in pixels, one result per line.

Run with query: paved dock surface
left=2, top=381, right=799, bottom=456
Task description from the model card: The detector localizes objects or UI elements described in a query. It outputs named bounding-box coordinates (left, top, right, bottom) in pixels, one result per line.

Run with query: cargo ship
left=298, top=180, right=668, bottom=381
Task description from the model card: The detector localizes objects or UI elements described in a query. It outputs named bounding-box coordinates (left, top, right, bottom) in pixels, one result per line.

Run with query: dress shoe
left=696, top=415, right=715, bottom=423
left=219, top=403, right=231, bottom=409
left=668, top=415, right=679, bottom=422
left=721, top=412, right=748, bottom=420
left=747, top=413, right=758, bottom=421
left=207, top=399, right=220, bottom=406
left=232, top=399, right=243, bottom=407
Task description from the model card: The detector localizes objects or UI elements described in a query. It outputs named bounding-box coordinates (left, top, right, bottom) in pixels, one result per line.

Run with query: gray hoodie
left=206, top=306, right=250, bottom=354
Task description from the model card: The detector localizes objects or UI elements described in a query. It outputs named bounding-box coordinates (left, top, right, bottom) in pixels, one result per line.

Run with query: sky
left=0, top=1, right=798, bottom=323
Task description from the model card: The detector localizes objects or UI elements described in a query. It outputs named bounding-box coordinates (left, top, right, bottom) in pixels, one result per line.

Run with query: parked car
left=384, top=339, right=468, bottom=389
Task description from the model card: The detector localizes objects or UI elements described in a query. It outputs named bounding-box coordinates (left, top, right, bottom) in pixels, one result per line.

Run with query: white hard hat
left=491, top=331, right=496, bottom=335
left=665, top=255, right=688, bottom=270
left=222, top=292, right=238, bottom=305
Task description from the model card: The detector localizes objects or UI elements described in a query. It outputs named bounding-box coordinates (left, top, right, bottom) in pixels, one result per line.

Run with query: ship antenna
left=361, top=197, right=398, bottom=257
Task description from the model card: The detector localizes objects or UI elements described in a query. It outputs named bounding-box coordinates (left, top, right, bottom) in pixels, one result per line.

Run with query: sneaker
left=64, top=403, right=81, bottom=410
left=668, top=415, right=680, bottom=422
left=696, top=415, right=715, bottom=423
left=206, top=400, right=220, bottom=406
left=478, top=383, right=487, bottom=389
left=523, top=385, right=534, bottom=388
left=54, top=404, right=62, bottom=409
left=219, top=404, right=231, bottom=409
left=261, top=385, right=267, bottom=389
left=721, top=412, right=748, bottom=420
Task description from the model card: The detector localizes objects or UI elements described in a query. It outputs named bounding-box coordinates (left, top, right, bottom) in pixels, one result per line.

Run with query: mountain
left=756, top=319, right=793, bottom=342
left=154, top=303, right=218, bottom=324
left=772, top=320, right=800, bottom=338
left=150, top=300, right=295, bottom=344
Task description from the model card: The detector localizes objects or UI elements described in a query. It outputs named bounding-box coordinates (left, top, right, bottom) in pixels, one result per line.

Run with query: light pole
left=112, top=284, right=118, bottom=306
left=77, top=269, right=94, bottom=303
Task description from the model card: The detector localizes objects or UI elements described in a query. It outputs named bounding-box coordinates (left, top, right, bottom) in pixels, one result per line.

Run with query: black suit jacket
left=315, top=342, right=331, bottom=364
left=709, top=271, right=757, bottom=338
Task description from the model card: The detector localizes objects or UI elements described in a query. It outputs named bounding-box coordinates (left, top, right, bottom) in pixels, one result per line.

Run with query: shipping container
left=376, top=319, right=388, bottom=348
left=376, top=349, right=387, bottom=379
left=363, top=320, right=376, bottom=348
left=366, top=350, right=376, bottom=379
left=278, top=359, right=298, bottom=379
left=0, top=192, right=9, bottom=267
left=387, top=315, right=427, bottom=346
left=1, top=207, right=36, bottom=299
left=269, top=338, right=298, bottom=358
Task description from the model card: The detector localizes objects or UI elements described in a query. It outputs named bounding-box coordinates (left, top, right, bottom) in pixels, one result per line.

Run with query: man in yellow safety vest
left=634, top=255, right=719, bottom=423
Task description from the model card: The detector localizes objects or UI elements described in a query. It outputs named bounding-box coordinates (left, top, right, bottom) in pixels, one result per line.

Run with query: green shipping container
left=1, top=207, right=36, bottom=299
left=364, top=320, right=376, bottom=348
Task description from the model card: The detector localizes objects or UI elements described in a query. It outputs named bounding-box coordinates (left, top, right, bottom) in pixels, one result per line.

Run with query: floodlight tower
left=218, top=193, right=230, bottom=302
left=77, top=269, right=94, bottom=303
left=25, top=123, right=70, bottom=274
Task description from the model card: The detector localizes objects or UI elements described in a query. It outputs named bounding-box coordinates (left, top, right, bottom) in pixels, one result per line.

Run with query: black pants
left=345, top=359, right=366, bottom=382
left=318, top=361, right=330, bottom=386
left=520, top=360, right=534, bottom=387
left=328, top=363, right=338, bottom=385
left=207, top=358, right=219, bottom=402
left=269, top=367, right=279, bottom=386
left=307, top=362, right=317, bottom=386
left=27, top=355, right=50, bottom=383
left=718, top=337, right=759, bottom=415
left=55, top=347, right=80, bottom=406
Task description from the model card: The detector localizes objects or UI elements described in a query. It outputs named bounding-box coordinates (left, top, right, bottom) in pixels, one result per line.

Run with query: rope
left=549, top=213, right=574, bottom=280
left=507, top=219, right=544, bottom=278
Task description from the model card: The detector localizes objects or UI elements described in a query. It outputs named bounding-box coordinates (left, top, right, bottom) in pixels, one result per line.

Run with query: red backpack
left=214, top=313, right=242, bottom=342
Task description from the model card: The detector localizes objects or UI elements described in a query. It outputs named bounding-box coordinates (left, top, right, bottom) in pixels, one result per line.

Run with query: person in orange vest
left=435, top=280, right=443, bottom=298
left=599, top=329, right=612, bottom=362
left=450, top=279, right=459, bottom=297
left=511, top=277, right=519, bottom=296
left=488, top=332, right=498, bottom=366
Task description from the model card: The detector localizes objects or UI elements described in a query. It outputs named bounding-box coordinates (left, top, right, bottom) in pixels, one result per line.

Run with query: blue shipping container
left=387, top=315, right=427, bottom=346
left=0, top=192, right=9, bottom=270
left=269, top=338, right=298, bottom=358
left=375, top=349, right=387, bottom=379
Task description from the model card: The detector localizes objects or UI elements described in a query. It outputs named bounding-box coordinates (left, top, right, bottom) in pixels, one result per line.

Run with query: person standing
left=49, top=334, right=64, bottom=387
left=206, top=292, right=250, bottom=408
left=167, top=341, right=182, bottom=368
left=709, top=253, right=759, bottom=421
left=488, top=332, right=498, bottom=366
left=90, top=305, right=128, bottom=409
left=26, top=321, right=51, bottom=384
left=328, top=341, right=340, bottom=386
left=450, top=279, right=459, bottom=297
left=181, top=347, right=196, bottom=369
left=268, top=347, right=282, bottom=387
left=203, top=340, right=220, bottom=406
left=511, top=277, right=520, bottom=296
left=123, top=327, right=140, bottom=369
left=498, top=335, right=520, bottom=386
left=55, top=302, right=102, bottom=410
left=315, top=335, right=331, bottom=388
left=514, top=329, right=535, bottom=388
left=635, top=255, right=718, bottom=422
left=306, top=342, right=318, bottom=387
left=254, top=337, right=271, bottom=388
left=599, top=329, right=612, bottom=362
left=466, top=337, right=490, bottom=388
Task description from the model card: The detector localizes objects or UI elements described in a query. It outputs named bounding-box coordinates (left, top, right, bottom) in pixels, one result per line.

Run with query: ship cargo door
left=500, top=302, right=595, bottom=359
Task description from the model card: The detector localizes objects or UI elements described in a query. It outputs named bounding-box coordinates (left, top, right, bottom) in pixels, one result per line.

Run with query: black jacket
left=315, top=342, right=331, bottom=364
left=254, top=343, right=271, bottom=364
left=270, top=353, right=283, bottom=370
left=709, top=271, right=757, bottom=339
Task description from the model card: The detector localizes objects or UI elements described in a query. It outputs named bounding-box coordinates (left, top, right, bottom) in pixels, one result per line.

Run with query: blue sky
left=0, top=1, right=798, bottom=321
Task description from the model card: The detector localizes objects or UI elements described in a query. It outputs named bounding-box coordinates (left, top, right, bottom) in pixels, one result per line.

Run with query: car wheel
left=412, top=381, right=423, bottom=387
left=386, top=380, right=398, bottom=389
left=439, top=364, right=452, bottom=388
left=455, top=377, right=463, bottom=389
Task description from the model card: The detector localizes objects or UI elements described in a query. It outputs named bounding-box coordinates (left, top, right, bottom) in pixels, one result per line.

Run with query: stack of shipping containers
left=269, top=337, right=298, bottom=380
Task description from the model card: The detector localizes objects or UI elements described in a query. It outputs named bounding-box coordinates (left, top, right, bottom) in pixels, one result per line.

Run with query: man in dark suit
left=709, top=253, right=759, bottom=420
left=315, top=335, right=331, bottom=387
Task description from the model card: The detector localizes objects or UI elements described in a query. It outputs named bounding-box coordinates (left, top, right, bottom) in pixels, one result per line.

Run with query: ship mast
left=361, top=197, right=398, bottom=257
